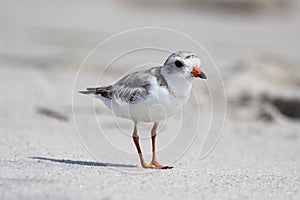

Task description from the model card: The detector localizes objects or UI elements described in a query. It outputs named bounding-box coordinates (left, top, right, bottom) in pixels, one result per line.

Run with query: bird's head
left=163, top=51, right=207, bottom=80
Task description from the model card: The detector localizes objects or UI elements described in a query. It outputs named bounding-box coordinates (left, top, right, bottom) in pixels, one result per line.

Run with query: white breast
left=107, top=76, right=191, bottom=122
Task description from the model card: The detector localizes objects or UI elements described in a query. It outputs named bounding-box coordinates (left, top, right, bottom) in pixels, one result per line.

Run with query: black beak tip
left=199, top=72, right=207, bottom=79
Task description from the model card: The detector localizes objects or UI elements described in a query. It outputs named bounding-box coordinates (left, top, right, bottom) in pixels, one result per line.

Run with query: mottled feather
left=79, top=67, right=168, bottom=104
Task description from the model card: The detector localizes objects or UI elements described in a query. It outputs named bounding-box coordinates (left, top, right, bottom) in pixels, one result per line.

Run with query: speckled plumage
left=79, top=51, right=206, bottom=122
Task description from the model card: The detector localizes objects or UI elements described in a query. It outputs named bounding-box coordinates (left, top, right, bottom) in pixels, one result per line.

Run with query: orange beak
left=191, top=67, right=207, bottom=79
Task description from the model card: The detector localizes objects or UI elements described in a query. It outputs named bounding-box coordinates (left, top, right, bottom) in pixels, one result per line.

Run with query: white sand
left=0, top=1, right=300, bottom=199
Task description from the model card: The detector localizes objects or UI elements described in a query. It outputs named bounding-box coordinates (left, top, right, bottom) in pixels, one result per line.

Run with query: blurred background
left=0, top=0, right=300, bottom=199
left=1, top=0, right=299, bottom=119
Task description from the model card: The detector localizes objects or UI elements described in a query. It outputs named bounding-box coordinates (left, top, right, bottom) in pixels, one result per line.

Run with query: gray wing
left=111, top=70, right=154, bottom=104
left=80, top=67, right=167, bottom=104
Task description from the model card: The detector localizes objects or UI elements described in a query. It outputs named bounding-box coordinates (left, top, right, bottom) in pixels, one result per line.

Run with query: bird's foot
left=141, top=161, right=173, bottom=169
left=151, top=160, right=173, bottom=169
left=141, top=162, right=154, bottom=169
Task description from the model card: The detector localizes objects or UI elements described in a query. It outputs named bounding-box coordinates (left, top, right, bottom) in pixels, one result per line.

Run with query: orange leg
left=132, top=124, right=152, bottom=168
left=150, top=122, right=173, bottom=169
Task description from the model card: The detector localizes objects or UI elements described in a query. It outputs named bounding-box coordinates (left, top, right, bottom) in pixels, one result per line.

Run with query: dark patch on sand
left=269, top=97, right=300, bottom=119
left=36, top=106, right=69, bottom=122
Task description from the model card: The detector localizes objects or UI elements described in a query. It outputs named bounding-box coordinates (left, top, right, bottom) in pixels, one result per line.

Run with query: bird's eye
left=175, top=60, right=184, bottom=68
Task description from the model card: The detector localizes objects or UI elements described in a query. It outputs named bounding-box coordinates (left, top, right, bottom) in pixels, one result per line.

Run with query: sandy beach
left=0, top=0, right=300, bottom=199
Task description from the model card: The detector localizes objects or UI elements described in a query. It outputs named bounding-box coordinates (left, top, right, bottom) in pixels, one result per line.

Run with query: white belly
left=109, top=87, right=190, bottom=122
left=97, top=75, right=192, bottom=122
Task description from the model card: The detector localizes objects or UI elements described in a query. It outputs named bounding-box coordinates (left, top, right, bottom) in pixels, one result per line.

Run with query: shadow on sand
left=30, top=156, right=137, bottom=168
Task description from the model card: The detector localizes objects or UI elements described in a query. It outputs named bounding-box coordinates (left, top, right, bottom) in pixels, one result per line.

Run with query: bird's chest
left=149, top=82, right=191, bottom=111
left=165, top=76, right=192, bottom=106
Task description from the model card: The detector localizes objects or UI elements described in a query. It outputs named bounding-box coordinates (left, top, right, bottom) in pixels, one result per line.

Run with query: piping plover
left=79, top=51, right=207, bottom=169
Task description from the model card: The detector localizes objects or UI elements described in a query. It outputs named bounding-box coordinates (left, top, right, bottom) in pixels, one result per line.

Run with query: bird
left=79, top=51, right=207, bottom=169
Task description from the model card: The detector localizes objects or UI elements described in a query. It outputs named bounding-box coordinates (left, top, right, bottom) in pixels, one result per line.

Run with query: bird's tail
left=78, top=86, right=113, bottom=99
left=78, top=87, right=98, bottom=95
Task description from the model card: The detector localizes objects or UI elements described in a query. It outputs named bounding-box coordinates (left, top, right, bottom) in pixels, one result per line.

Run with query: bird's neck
left=161, top=69, right=192, bottom=98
